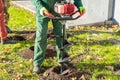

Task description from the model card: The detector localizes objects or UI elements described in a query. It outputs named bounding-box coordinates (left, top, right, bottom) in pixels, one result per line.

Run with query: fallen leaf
left=43, top=72, right=49, bottom=77
left=19, top=64, right=23, bottom=68
left=12, top=72, right=23, bottom=80
left=0, top=56, right=6, bottom=60
left=3, top=69, right=8, bottom=73
left=97, top=57, right=104, bottom=61
left=29, top=58, right=33, bottom=64
left=79, top=75, right=85, bottom=80
left=4, top=47, right=10, bottom=52
left=71, top=77, right=77, bottom=80
left=86, top=55, right=93, bottom=60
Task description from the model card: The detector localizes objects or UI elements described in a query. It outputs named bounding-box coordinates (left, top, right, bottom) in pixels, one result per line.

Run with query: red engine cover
left=54, top=3, right=75, bottom=15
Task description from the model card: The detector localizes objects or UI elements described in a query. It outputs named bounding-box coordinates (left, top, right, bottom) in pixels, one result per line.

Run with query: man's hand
left=40, top=7, right=54, bottom=18
left=79, top=7, right=85, bottom=16
left=43, top=11, right=54, bottom=18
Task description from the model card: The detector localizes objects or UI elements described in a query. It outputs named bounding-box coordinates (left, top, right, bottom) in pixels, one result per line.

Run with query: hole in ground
left=40, top=66, right=92, bottom=80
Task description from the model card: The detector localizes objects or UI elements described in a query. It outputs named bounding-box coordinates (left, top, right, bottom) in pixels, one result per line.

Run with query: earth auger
left=51, top=0, right=82, bottom=75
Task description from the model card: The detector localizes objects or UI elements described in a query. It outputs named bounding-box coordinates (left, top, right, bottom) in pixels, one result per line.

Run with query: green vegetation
left=8, top=4, right=36, bottom=31
left=0, top=4, right=120, bottom=80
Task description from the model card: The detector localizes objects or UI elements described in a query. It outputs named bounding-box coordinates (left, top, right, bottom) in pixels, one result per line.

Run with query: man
left=0, top=0, right=8, bottom=44
left=31, top=0, right=85, bottom=74
left=2, top=0, right=12, bottom=33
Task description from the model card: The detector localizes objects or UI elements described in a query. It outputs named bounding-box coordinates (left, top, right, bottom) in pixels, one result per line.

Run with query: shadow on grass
left=67, top=29, right=114, bottom=36
left=67, top=29, right=120, bottom=46
left=71, top=39, right=116, bottom=46
left=77, top=62, right=120, bottom=78
left=115, top=30, right=120, bottom=36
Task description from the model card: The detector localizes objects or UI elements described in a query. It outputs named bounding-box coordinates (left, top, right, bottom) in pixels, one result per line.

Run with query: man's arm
left=0, top=0, right=3, bottom=13
left=74, top=0, right=85, bottom=15
left=31, top=0, right=54, bottom=18
left=31, top=0, right=44, bottom=10
left=31, top=0, right=47, bottom=16
left=74, top=0, right=83, bottom=9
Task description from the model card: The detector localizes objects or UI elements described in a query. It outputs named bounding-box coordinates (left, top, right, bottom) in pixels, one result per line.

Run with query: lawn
left=0, top=3, right=120, bottom=80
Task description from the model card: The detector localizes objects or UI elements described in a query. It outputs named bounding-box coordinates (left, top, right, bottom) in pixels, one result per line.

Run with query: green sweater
left=31, top=0, right=83, bottom=10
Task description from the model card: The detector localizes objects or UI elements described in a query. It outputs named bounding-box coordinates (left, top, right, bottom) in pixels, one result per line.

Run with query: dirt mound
left=9, top=29, right=71, bottom=41
left=20, top=46, right=34, bottom=59
left=20, top=46, right=92, bottom=80
left=113, top=64, right=120, bottom=76
left=39, top=66, right=92, bottom=80
left=114, top=64, right=120, bottom=71
left=8, top=32, right=36, bottom=41
left=9, top=29, right=55, bottom=41
left=18, top=29, right=71, bottom=59
left=19, top=33, right=36, bottom=40
left=20, top=45, right=56, bottom=59
left=7, top=35, right=26, bottom=41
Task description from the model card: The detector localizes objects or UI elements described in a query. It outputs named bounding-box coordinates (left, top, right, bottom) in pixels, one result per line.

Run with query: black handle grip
left=52, top=10, right=81, bottom=20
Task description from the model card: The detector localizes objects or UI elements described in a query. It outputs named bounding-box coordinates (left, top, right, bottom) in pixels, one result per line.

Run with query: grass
left=0, top=3, right=120, bottom=80
left=8, top=4, right=36, bottom=31
left=68, top=27, right=120, bottom=80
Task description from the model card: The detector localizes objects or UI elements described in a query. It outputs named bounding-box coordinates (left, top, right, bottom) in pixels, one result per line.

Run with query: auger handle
left=52, top=10, right=81, bottom=20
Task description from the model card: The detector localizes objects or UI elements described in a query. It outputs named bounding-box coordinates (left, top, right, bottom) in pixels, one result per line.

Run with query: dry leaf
left=71, top=77, right=77, bottom=80
left=4, top=47, right=10, bottom=52
left=29, top=58, right=33, bottom=64
left=19, top=64, right=23, bottom=68
left=86, top=55, right=93, bottom=60
left=43, top=72, right=49, bottom=77
left=97, top=57, right=104, bottom=61
left=0, top=56, right=6, bottom=60
left=79, top=75, right=85, bottom=80
left=12, top=72, right=23, bottom=80
left=3, top=69, right=8, bottom=73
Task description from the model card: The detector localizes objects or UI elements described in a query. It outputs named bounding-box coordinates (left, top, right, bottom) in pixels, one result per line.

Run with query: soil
left=18, top=29, right=71, bottom=59
left=7, top=35, right=26, bottom=41
left=114, top=64, right=120, bottom=71
left=11, top=29, right=120, bottom=79
left=16, top=29, right=92, bottom=80
left=10, top=29, right=56, bottom=59
left=39, top=66, right=92, bottom=80
left=20, top=46, right=34, bottom=59
left=8, top=29, right=55, bottom=41
left=19, top=45, right=56, bottom=59
left=113, top=64, right=120, bottom=76
left=8, top=31, right=36, bottom=41
left=8, top=29, right=71, bottom=41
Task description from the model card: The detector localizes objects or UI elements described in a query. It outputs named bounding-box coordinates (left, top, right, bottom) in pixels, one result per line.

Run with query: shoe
left=63, top=52, right=69, bottom=58
left=63, top=52, right=69, bottom=61
left=6, top=26, right=12, bottom=33
left=33, top=66, right=40, bottom=74
left=63, top=39, right=71, bottom=48
left=60, top=62, right=70, bottom=75
left=2, top=38, right=17, bottom=44
left=58, top=52, right=69, bottom=63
